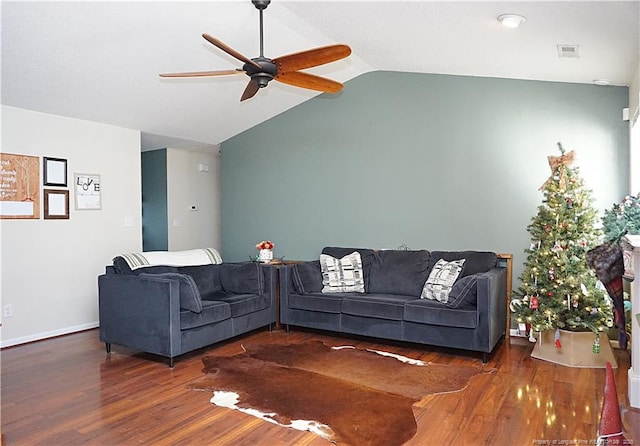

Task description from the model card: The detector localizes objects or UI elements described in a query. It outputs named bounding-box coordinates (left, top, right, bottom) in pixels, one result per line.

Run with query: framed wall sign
left=43, top=157, right=68, bottom=187
left=0, top=152, right=40, bottom=219
left=43, top=189, right=69, bottom=219
left=74, top=173, right=101, bottom=210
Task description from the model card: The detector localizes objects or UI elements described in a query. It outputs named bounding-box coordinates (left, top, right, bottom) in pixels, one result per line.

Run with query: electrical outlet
left=4, top=304, right=13, bottom=318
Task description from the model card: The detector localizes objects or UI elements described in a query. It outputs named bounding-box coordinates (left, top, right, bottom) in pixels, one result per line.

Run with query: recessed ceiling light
left=593, top=79, right=611, bottom=86
left=497, top=13, right=527, bottom=28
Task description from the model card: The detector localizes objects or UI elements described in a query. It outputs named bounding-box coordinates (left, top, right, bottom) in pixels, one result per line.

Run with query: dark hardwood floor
left=1, top=328, right=638, bottom=445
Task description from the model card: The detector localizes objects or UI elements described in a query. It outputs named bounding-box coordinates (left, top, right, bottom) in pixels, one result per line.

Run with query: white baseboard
left=0, top=321, right=99, bottom=348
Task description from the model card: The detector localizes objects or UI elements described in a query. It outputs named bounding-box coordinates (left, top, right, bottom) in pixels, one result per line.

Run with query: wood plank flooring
left=1, top=328, right=638, bottom=445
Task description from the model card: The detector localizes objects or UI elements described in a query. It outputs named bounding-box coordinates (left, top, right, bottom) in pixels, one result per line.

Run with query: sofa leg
left=286, top=324, right=290, bottom=334
left=105, top=343, right=111, bottom=354
left=482, top=352, right=488, bottom=364
left=169, top=357, right=175, bottom=368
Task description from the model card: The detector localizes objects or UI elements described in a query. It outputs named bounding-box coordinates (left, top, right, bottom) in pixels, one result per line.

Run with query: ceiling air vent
left=557, top=44, right=580, bottom=58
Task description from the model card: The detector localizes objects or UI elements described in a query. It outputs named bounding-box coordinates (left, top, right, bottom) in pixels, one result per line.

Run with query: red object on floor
left=598, top=361, right=627, bottom=445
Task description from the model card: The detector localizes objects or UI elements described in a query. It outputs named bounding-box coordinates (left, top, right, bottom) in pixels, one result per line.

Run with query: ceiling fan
left=160, top=0, right=352, bottom=101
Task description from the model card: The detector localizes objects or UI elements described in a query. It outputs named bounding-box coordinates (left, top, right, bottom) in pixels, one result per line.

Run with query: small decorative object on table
left=255, top=240, right=274, bottom=263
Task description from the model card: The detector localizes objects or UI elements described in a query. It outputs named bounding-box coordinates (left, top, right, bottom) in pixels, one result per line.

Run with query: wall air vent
left=557, top=44, right=580, bottom=58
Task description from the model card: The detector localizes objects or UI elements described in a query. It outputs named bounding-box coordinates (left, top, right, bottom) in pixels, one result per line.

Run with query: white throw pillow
left=320, top=251, right=365, bottom=293
left=421, top=259, right=466, bottom=302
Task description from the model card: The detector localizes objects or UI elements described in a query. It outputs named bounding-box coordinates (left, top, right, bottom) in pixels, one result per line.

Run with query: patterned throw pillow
left=421, top=259, right=466, bottom=302
left=320, top=252, right=365, bottom=293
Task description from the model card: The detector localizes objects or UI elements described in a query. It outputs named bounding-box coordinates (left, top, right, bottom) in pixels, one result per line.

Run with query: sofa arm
left=260, top=264, right=278, bottom=320
left=278, top=264, right=297, bottom=324
left=476, top=267, right=508, bottom=350
left=98, top=274, right=182, bottom=358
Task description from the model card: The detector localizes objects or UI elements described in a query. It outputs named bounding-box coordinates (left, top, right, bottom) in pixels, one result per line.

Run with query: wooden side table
left=262, top=259, right=303, bottom=330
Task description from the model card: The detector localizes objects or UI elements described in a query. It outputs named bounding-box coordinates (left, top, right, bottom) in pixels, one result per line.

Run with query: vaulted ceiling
left=2, top=1, right=638, bottom=150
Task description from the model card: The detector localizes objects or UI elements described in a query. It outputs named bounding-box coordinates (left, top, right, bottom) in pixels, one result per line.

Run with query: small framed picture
left=43, top=157, right=68, bottom=187
left=43, top=189, right=69, bottom=219
left=74, top=173, right=101, bottom=210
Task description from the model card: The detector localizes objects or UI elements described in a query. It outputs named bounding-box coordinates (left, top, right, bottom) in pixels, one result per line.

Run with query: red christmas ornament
left=530, top=296, right=539, bottom=310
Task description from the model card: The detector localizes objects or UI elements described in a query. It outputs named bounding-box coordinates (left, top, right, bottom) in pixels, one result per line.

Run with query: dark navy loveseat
left=279, top=247, right=507, bottom=363
left=98, top=253, right=277, bottom=367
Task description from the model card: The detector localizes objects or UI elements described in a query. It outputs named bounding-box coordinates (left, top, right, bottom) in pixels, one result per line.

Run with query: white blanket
left=119, top=248, right=223, bottom=270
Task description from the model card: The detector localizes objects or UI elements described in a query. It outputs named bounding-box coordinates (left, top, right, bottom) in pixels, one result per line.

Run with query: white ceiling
left=2, top=1, right=639, bottom=150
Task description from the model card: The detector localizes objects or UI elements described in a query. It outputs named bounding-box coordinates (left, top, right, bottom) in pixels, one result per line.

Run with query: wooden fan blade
left=159, top=69, right=244, bottom=78
left=202, top=33, right=262, bottom=70
left=273, top=44, right=351, bottom=73
left=241, top=79, right=260, bottom=101
left=275, top=71, right=343, bottom=93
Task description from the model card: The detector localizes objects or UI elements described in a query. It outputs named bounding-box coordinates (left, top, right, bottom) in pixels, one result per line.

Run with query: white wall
left=0, top=106, right=142, bottom=347
left=630, top=58, right=640, bottom=194
left=630, top=58, right=640, bottom=125
left=166, top=147, right=221, bottom=251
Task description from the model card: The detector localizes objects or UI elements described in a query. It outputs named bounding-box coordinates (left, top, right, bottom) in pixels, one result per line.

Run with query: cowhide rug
left=190, top=341, right=494, bottom=445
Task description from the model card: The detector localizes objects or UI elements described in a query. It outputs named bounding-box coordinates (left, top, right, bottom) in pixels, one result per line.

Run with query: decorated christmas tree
left=512, top=143, right=614, bottom=344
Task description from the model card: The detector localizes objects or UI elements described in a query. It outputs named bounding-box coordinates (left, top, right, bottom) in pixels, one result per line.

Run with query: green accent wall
left=141, top=149, right=168, bottom=251
left=221, top=71, right=629, bottom=283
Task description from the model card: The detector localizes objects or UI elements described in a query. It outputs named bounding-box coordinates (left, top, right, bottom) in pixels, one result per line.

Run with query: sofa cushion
left=322, top=247, right=375, bottom=291
left=219, top=262, right=264, bottom=295
left=291, top=261, right=323, bottom=294
left=288, top=292, right=345, bottom=313
left=214, top=293, right=270, bottom=317
left=140, top=272, right=202, bottom=313
left=421, top=259, right=465, bottom=302
left=320, top=252, right=365, bottom=293
left=368, top=250, right=430, bottom=297
left=404, top=299, right=477, bottom=329
left=180, top=300, right=231, bottom=330
left=430, top=251, right=497, bottom=277
left=342, top=293, right=415, bottom=321
left=178, top=264, right=222, bottom=296
left=446, top=274, right=479, bottom=309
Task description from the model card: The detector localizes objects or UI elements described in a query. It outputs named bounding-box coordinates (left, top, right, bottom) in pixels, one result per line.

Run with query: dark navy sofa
left=279, top=247, right=507, bottom=363
left=98, top=256, right=277, bottom=367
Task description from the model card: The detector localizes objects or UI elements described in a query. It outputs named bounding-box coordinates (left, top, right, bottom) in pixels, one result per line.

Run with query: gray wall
left=221, top=71, right=629, bottom=284
left=142, top=149, right=168, bottom=251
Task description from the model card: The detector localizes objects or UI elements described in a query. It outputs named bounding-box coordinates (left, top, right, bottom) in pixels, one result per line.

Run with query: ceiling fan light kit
left=497, top=13, right=527, bottom=28
left=160, top=0, right=351, bottom=101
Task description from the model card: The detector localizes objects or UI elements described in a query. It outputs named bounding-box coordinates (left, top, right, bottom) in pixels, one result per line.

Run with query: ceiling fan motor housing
left=244, top=57, right=277, bottom=88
